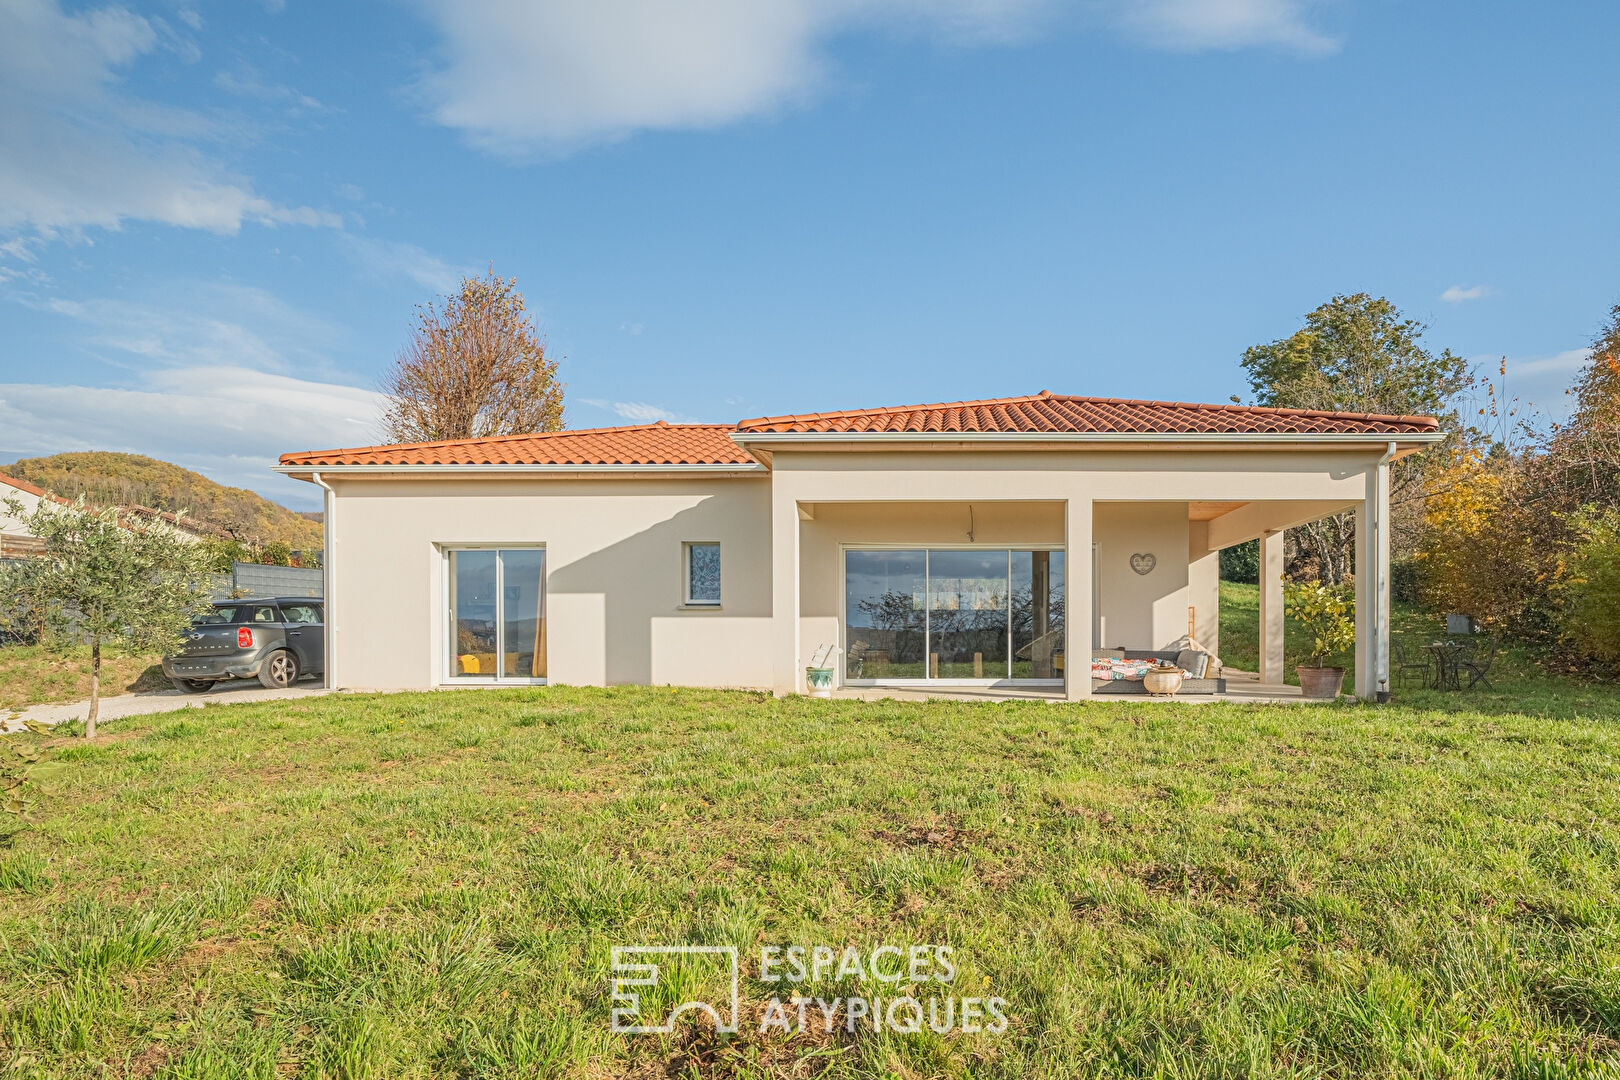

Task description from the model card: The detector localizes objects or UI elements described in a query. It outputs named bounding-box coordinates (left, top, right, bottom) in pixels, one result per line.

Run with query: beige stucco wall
left=1093, top=502, right=1191, bottom=651
left=317, top=443, right=1387, bottom=695
left=326, top=475, right=773, bottom=690
left=1187, top=521, right=1221, bottom=660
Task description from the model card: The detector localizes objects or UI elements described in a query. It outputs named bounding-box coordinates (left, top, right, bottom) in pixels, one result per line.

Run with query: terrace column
left=1258, top=530, right=1285, bottom=686
left=1353, top=456, right=1391, bottom=700
left=771, top=484, right=802, bottom=697
left=1064, top=496, right=1093, bottom=702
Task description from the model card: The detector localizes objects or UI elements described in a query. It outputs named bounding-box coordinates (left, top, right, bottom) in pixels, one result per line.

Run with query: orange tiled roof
left=736, top=391, right=1440, bottom=436
left=0, top=471, right=74, bottom=505
left=0, top=471, right=49, bottom=498
left=279, top=393, right=1441, bottom=468
left=278, top=422, right=757, bottom=467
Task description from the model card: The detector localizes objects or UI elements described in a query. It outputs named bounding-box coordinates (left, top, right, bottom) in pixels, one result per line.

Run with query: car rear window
left=193, top=605, right=280, bottom=625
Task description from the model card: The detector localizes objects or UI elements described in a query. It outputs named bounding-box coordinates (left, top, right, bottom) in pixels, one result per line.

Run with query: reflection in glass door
left=843, top=550, right=926, bottom=680
left=448, top=547, right=546, bottom=680
left=928, top=550, right=1009, bottom=678
left=844, top=547, right=1063, bottom=684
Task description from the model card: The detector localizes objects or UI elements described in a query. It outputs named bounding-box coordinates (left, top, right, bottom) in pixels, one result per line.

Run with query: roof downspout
left=1374, top=441, right=1396, bottom=701
left=312, top=471, right=336, bottom=692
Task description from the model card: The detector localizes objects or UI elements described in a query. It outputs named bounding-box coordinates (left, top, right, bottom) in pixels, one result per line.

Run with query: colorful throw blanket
left=1091, top=657, right=1156, bottom=681
left=1090, top=657, right=1198, bottom=681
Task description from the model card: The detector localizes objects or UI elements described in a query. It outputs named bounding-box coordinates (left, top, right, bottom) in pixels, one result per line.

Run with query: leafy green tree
left=0, top=496, right=216, bottom=737
left=1220, top=539, right=1260, bottom=583
left=1241, top=294, right=1471, bottom=582
left=1559, top=506, right=1620, bottom=665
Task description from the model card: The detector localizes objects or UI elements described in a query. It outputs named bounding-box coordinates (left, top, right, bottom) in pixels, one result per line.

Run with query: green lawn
left=2, top=688, right=1619, bottom=1077
left=1217, top=580, right=1572, bottom=701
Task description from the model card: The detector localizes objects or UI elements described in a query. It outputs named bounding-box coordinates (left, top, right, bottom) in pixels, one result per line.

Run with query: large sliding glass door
left=447, top=547, right=546, bottom=681
left=844, top=547, right=1064, bottom=685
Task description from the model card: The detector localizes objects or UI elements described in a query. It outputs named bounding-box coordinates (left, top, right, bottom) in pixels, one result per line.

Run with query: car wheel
left=170, top=678, right=213, bottom=693
left=258, top=650, right=299, bottom=689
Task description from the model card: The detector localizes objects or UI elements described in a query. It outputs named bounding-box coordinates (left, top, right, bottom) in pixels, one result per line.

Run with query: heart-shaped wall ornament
left=1129, top=552, right=1156, bottom=576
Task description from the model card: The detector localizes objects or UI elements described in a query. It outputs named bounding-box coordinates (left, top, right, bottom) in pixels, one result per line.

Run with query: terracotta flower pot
left=1297, top=665, right=1345, bottom=699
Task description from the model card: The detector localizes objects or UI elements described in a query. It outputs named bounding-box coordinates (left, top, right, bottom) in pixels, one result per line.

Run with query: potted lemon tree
left=1283, top=579, right=1355, bottom=698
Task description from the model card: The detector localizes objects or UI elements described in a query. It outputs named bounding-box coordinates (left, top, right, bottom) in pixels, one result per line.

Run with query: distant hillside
left=8, top=452, right=322, bottom=551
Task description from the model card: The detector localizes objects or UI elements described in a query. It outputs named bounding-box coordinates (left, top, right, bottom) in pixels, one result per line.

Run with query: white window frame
left=682, top=541, right=722, bottom=608
left=839, top=542, right=1066, bottom=689
left=440, top=543, right=548, bottom=686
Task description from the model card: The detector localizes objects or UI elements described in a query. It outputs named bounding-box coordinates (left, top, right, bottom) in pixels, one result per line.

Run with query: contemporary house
left=275, top=392, right=1441, bottom=700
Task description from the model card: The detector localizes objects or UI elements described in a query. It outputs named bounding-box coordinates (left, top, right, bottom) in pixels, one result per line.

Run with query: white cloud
left=411, top=0, right=1054, bottom=152
left=1441, top=284, right=1488, bottom=303
left=410, top=0, right=1339, bottom=152
left=0, top=0, right=339, bottom=243
left=340, top=236, right=472, bottom=295
left=579, top=397, right=700, bottom=424
left=1112, top=0, right=1337, bottom=54
left=1474, top=347, right=1592, bottom=421
left=1507, top=347, right=1591, bottom=378
left=20, top=282, right=348, bottom=376
left=0, top=368, right=386, bottom=507
left=212, top=63, right=325, bottom=112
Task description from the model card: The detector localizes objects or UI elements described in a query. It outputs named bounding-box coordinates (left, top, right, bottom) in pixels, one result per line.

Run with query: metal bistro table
left=1423, top=641, right=1467, bottom=690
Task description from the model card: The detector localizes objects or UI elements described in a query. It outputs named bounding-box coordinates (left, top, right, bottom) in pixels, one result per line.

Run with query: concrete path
left=4, top=683, right=331, bottom=731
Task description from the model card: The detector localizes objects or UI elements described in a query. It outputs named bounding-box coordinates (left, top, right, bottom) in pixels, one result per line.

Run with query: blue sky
left=1, top=0, right=1616, bottom=510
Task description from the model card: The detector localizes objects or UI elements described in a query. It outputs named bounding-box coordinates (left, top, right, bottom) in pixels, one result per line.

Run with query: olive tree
left=0, top=495, right=216, bottom=737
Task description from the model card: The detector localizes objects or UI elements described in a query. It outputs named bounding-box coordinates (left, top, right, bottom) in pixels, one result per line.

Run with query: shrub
left=1559, top=507, right=1620, bottom=665
left=1390, top=557, right=1423, bottom=605
left=1283, top=579, right=1355, bottom=667
left=1220, top=540, right=1259, bottom=583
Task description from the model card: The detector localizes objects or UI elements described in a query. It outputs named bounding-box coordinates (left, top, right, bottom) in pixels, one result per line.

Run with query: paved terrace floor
left=833, top=668, right=1310, bottom=705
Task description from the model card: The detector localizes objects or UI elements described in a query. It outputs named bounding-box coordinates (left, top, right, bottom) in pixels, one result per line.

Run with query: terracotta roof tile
left=0, top=472, right=49, bottom=498
left=279, top=393, right=1440, bottom=470
left=279, top=422, right=757, bottom=468
left=736, top=391, right=1440, bottom=436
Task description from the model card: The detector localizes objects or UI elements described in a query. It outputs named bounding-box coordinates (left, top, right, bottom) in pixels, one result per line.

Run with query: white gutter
left=312, top=471, right=336, bottom=692
left=729, top=430, right=1446, bottom=446
left=272, top=463, right=766, bottom=476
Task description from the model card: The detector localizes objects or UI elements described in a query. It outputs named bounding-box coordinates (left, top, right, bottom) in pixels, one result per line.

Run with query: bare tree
left=381, top=268, right=564, bottom=443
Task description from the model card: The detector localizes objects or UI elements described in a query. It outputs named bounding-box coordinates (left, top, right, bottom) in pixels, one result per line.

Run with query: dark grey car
left=163, top=598, right=325, bottom=692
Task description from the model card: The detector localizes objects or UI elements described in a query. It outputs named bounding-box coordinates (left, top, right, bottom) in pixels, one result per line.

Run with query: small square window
left=684, top=542, right=721, bottom=606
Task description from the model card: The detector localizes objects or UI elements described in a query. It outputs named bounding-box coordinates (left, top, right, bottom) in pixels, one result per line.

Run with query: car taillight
left=238, top=627, right=253, bottom=649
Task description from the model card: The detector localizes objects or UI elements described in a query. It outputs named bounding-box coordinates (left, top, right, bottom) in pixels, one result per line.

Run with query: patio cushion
left=1176, top=650, right=1210, bottom=678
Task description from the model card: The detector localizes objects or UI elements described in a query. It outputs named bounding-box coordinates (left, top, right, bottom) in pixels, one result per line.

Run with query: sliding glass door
left=844, top=547, right=1064, bottom=684
left=447, top=547, right=546, bottom=681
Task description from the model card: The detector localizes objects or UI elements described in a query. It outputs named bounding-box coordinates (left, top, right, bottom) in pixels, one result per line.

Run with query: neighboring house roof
left=278, top=393, right=1441, bottom=470
left=117, top=504, right=235, bottom=541
left=0, top=471, right=59, bottom=501
left=278, top=422, right=758, bottom=468
left=735, top=391, right=1441, bottom=436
